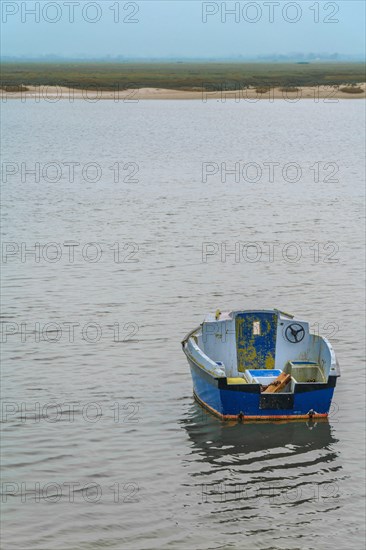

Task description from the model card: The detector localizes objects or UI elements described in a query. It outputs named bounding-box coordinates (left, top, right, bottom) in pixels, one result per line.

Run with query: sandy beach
left=2, top=84, right=365, bottom=101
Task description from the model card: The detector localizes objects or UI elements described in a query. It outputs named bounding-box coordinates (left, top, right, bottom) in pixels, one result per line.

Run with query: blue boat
left=182, top=309, right=340, bottom=420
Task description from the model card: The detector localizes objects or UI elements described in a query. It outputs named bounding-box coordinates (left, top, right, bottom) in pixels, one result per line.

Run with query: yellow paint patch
left=227, top=377, right=247, bottom=384
left=265, top=353, right=275, bottom=369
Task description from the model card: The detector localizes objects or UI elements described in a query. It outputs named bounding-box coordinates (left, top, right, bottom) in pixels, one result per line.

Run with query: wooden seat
left=262, top=372, right=291, bottom=393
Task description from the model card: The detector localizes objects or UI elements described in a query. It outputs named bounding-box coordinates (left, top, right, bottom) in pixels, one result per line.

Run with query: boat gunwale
left=185, top=341, right=338, bottom=392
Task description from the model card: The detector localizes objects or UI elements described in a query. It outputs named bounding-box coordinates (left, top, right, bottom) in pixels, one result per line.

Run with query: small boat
left=182, top=309, right=340, bottom=420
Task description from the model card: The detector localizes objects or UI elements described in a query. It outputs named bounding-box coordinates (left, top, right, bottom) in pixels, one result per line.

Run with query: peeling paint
left=236, top=312, right=277, bottom=371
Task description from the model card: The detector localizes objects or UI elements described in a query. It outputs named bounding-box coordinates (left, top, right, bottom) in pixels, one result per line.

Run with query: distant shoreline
left=2, top=84, right=366, bottom=100
left=2, top=61, right=365, bottom=100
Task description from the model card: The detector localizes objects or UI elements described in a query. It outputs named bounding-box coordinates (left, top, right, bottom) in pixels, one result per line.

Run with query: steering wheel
left=285, top=323, right=305, bottom=343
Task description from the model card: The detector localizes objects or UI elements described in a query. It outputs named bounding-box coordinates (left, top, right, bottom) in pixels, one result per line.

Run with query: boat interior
left=187, top=309, right=338, bottom=392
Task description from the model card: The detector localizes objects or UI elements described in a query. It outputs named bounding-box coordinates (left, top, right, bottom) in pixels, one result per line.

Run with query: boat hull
left=188, top=357, right=336, bottom=420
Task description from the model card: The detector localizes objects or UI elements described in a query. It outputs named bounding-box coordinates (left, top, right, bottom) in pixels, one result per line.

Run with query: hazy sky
left=1, top=0, right=365, bottom=59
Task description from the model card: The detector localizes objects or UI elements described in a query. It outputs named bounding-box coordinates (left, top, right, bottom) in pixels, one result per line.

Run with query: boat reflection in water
left=180, top=401, right=342, bottom=519
left=182, top=401, right=339, bottom=461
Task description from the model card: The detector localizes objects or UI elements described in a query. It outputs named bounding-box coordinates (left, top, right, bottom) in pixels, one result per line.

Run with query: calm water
left=1, top=99, right=365, bottom=550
